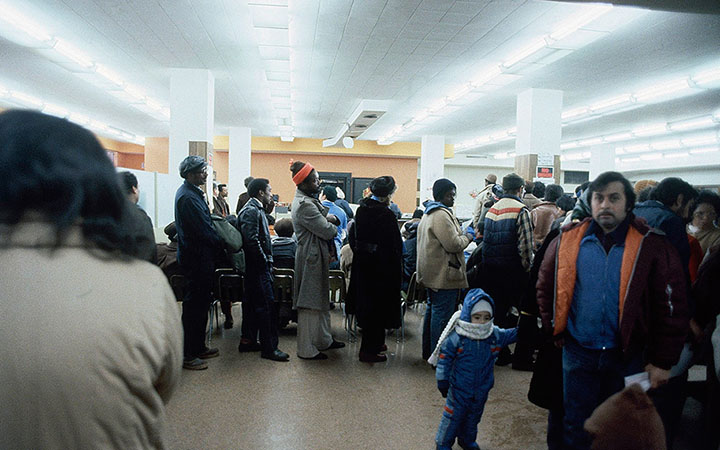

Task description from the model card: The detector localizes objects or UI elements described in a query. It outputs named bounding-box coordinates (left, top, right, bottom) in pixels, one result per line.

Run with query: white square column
left=589, top=144, right=616, bottom=179
left=169, top=69, right=215, bottom=191
left=420, top=135, right=446, bottom=204
left=228, top=127, right=252, bottom=212
left=515, top=88, right=563, bottom=184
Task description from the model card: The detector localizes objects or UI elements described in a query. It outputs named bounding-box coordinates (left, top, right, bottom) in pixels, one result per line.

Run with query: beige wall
left=144, top=137, right=169, bottom=174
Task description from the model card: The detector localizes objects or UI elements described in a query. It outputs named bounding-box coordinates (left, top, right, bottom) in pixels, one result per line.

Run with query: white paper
left=624, top=371, right=651, bottom=392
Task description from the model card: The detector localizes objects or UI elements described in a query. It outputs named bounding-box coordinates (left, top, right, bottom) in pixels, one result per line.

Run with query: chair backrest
left=273, top=267, right=294, bottom=304
left=328, top=269, right=346, bottom=303
left=405, top=272, right=426, bottom=306
left=218, top=273, right=244, bottom=303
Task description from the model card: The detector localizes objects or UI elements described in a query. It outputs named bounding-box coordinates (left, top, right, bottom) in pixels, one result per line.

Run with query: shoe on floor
left=182, top=358, right=208, bottom=370
left=238, top=341, right=262, bottom=352
left=458, top=440, right=480, bottom=450
left=359, top=351, right=387, bottom=363
left=198, top=347, right=219, bottom=359
left=322, top=339, right=346, bottom=350
left=495, top=348, right=512, bottom=366
left=298, top=352, right=328, bottom=360
left=511, top=361, right=534, bottom=372
left=261, top=349, right=290, bottom=362
left=223, top=319, right=234, bottom=329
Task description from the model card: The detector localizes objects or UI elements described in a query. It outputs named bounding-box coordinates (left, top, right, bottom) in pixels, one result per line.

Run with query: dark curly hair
left=690, top=190, right=720, bottom=218
left=0, top=110, right=139, bottom=257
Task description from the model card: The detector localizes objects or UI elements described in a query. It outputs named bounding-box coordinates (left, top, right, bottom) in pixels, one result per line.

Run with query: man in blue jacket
left=175, top=156, right=222, bottom=370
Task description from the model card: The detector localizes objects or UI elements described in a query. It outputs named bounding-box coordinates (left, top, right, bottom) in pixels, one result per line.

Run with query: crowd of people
left=1, top=109, right=719, bottom=449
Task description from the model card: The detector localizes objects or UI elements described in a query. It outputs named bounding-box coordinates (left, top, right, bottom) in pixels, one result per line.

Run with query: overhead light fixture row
left=377, top=4, right=616, bottom=144
left=0, top=4, right=169, bottom=122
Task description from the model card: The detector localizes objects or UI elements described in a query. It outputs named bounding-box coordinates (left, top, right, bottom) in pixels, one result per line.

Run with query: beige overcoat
left=291, top=189, right=337, bottom=311
left=417, top=206, right=471, bottom=290
left=0, top=221, right=183, bottom=450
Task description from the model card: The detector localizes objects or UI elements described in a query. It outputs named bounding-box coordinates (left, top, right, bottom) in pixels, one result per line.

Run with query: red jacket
left=537, top=217, right=688, bottom=370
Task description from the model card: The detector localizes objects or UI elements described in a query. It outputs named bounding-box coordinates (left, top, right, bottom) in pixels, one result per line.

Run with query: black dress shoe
left=298, top=352, right=328, bottom=360
left=359, top=351, right=387, bottom=363
left=261, top=350, right=290, bottom=362
left=238, top=341, right=262, bottom=352
left=322, top=340, right=346, bottom=350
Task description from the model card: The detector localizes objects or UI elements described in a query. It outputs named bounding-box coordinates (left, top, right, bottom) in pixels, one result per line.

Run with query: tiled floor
left=164, top=305, right=548, bottom=450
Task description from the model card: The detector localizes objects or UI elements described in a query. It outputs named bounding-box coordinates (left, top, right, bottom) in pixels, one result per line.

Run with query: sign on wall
left=537, top=166, right=554, bottom=179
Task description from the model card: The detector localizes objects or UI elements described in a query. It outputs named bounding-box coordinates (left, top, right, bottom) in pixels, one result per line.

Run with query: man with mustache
left=537, top=171, right=689, bottom=450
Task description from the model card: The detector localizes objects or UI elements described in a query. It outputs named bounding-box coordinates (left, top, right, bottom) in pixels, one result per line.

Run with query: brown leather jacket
left=537, top=217, right=689, bottom=370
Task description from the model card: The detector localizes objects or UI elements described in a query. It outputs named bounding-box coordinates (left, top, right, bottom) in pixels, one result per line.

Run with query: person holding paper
left=537, top=171, right=689, bottom=450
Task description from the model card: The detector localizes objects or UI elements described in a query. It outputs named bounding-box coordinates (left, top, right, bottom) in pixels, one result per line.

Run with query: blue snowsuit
left=435, top=289, right=517, bottom=450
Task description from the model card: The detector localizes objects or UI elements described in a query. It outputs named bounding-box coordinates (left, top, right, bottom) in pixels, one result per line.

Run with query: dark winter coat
left=238, top=197, right=273, bottom=266
left=537, top=216, right=689, bottom=370
left=347, top=197, right=403, bottom=329
left=174, top=180, right=222, bottom=275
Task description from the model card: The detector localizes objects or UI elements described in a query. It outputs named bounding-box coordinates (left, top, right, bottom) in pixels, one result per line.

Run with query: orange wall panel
left=213, top=150, right=228, bottom=184
left=117, top=152, right=144, bottom=170
left=144, top=137, right=169, bottom=174
left=250, top=153, right=418, bottom=213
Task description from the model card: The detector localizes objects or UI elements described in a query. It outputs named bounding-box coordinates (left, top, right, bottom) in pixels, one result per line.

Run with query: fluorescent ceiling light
left=682, top=135, right=718, bottom=147
left=10, top=91, right=43, bottom=108
left=689, top=146, right=719, bottom=154
left=490, top=130, right=510, bottom=141
left=632, top=123, right=668, bottom=137
left=669, top=116, right=716, bottom=132
left=690, top=67, right=720, bottom=87
left=494, top=152, right=509, bottom=159
left=562, top=106, right=590, bottom=121
left=624, top=143, right=651, bottom=153
left=589, top=94, right=633, bottom=112
left=95, top=64, right=125, bottom=88
left=603, top=132, right=633, bottom=142
left=123, top=85, right=146, bottom=102
left=664, top=152, right=689, bottom=159
left=633, top=78, right=692, bottom=103
left=248, top=0, right=288, bottom=5
left=0, top=5, right=53, bottom=42
left=577, top=137, right=603, bottom=147
left=470, top=66, right=502, bottom=88
left=622, top=157, right=641, bottom=163
left=561, top=142, right=579, bottom=150
left=42, top=103, right=69, bottom=117
left=651, top=139, right=681, bottom=150
left=502, top=38, right=547, bottom=69
left=549, top=4, right=613, bottom=41
left=53, top=39, right=94, bottom=68
left=447, top=84, right=472, bottom=103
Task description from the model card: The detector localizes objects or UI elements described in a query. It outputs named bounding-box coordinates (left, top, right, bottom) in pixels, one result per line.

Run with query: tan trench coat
left=291, top=189, right=337, bottom=311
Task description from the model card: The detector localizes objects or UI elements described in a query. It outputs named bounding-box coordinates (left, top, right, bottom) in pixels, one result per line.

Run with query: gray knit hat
left=179, top=155, right=207, bottom=178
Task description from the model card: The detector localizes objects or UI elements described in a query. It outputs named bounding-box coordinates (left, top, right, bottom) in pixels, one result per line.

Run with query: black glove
left=437, top=380, right=449, bottom=398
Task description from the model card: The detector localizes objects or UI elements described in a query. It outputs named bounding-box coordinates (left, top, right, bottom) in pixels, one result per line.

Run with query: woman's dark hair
left=690, top=190, right=720, bottom=218
left=650, top=177, right=698, bottom=208
left=0, top=110, right=137, bottom=256
left=274, top=218, right=294, bottom=237
left=556, top=194, right=576, bottom=212
left=587, top=171, right=636, bottom=212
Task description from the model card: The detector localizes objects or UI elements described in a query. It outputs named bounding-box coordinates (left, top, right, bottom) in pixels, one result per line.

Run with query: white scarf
left=427, top=310, right=494, bottom=366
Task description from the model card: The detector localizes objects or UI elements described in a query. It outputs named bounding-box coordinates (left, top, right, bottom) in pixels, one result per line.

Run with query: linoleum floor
left=165, top=305, right=548, bottom=450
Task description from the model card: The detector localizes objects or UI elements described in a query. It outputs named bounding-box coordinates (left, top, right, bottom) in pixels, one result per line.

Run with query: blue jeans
left=422, top=288, right=459, bottom=360
left=562, top=337, right=643, bottom=450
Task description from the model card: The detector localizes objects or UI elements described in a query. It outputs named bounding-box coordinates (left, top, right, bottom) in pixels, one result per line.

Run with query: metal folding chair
left=398, top=272, right=426, bottom=342
left=272, top=267, right=294, bottom=329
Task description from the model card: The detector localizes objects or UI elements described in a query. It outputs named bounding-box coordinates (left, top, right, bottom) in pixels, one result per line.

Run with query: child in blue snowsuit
left=428, top=288, right=517, bottom=450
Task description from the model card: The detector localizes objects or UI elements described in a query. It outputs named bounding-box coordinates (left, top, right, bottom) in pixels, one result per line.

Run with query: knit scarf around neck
left=427, top=310, right=494, bottom=366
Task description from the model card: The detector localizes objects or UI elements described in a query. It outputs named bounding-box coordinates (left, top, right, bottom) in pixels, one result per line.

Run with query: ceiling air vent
left=323, top=100, right=390, bottom=148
